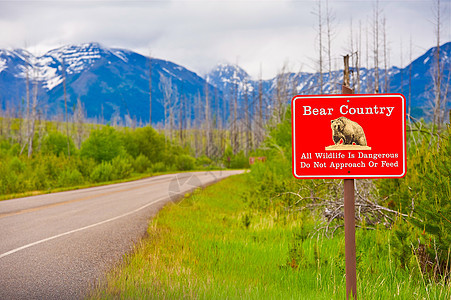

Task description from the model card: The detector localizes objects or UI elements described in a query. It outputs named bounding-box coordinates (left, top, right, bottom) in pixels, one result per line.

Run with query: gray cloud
left=0, top=0, right=449, bottom=79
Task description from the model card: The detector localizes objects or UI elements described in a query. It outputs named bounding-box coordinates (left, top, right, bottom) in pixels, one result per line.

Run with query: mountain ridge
left=1, top=42, right=450, bottom=124
left=207, top=42, right=451, bottom=120
left=0, top=42, right=218, bottom=125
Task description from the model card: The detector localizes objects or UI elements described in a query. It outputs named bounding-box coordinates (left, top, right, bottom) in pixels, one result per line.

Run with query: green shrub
left=90, top=162, right=114, bottom=183
left=122, top=126, right=165, bottom=163
left=175, top=154, right=195, bottom=171
left=58, top=169, right=84, bottom=187
left=111, top=156, right=132, bottom=180
left=152, top=162, right=166, bottom=173
left=196, top=155, right=212, bottom=168
left=133, top=154, right=152, bottom=173
left=30, top=163, right=50, bottom=191
left=222, top=148, right=250, bottom=169
left=229, top=151, right=250, bottom=169
left=81, top=126, right=125, bottom=162
left=41, top=155, right=65, bottom=181
left=41, top=131, right=76, bottom=157
left=7, top=143, right=21, bottom=156
left=0, top=171, right=19, bottom=194
left=222, top=146, right=233, bottom=168
left=0, top=140, right=11, bottom=158
left=75, top=157, right=97, bottom=179
left=8, top=156, right=26, bottom=173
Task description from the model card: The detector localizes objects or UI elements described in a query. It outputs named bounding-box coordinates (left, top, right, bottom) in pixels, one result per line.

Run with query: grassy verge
left=0, top=169, right=224, bottom=202
left=0, top=172, right=152, bottom=201
left=89, top=173, right=450, bottom=299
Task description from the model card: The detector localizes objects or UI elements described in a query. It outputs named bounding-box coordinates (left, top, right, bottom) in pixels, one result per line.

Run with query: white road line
left=0, top=196, right=168, bottom=260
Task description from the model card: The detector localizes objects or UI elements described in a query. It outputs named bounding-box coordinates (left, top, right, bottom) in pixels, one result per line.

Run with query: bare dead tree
left=382, top=16, right=389, bottom=93
left=28, top=68, right=38, bottom=158
left=348, top=18, right=365, bottom=93
left=61, top=58, right=70, bottom=157
left=204, top=79, right=211, bottom=157
left=274, top=64, right=289, bottom=123
left=314, top=0, right=324, bottom=93
left=432, top=0, right=445, bottom=130
left=402, top=37, right=419, bottom=147
left=74, top=97, right=85, bottom=149
left=159, top=74, right=173, bottom=143
left=220, top=85, right=228, bottom=155
left=214, top=87, right=222, bottom=158
left=37, top=108, right=45, bottom=152
left=179, top=93, right=185, bottom=146
left=185, top=94, right=192, bottom=141
left=148, top=52, right=152, bottom=126
left=243, top=78, right=251, bottom=155
left=325, top=0, right=336, bottom=92
left=408, top=36, right=413, bottom=123
left=343, top=55, right=351, bottom=88
left=3, top=103, right=13, bottom=141
left=195, top=92, right=202, bottom=156
left=170, top=86, right=178, bottom=142
left=25, top=63, right=30, bottom=146
left=357, top=21, right=362, bottom=94
left=19, top=57, right=32, bottom=156
left=0, top=98, right=3, bottom=137
left=0, top=98, right=5, bottom=138
left=256, top=65, right=264, bottom=148
left=372, top=0, right=381, bottom=93
left=349, top=18, right=356, bottom=91
left=365, top=19, right=371, bottom=93
left=400, top=39, right=404, bottom=96
left=231, top=71, right=238, bottom=154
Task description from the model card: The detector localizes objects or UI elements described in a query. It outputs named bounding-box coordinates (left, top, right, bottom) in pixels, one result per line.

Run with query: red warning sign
left=291, top=94, right=406, bottom=179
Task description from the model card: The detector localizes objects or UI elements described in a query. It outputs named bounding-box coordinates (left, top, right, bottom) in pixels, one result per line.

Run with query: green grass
left=0, top=170, right=196, bottom=202
left=0, top=171, right=152, bottom=201
left=89, top=174, right=450, bottom=299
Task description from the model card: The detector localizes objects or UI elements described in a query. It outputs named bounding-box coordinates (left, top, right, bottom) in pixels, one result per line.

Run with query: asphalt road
left=0, top=170, right=243, bottom=299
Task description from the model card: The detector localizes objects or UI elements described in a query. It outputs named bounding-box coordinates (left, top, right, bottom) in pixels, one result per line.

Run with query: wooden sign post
left=342, top=83, right=357, bottom=300
left=344, top=177, right=356, bottom=298
left=291, top=57, right=406, bottom=300
left=342, top=56, right=356, bottom=299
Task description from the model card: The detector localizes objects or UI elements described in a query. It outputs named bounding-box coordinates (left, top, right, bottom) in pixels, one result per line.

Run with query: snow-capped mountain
left=0, top=43, right=217, bottom=125
left=0, top=42, right=449, bottom=125
left=389, top=42, right=451, bottom=114
left=207, top=63, right=254, bottom=94
left=207, top=42, right=451, bottom=120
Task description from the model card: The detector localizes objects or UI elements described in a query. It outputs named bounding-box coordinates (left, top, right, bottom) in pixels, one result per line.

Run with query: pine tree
left=411, top=127, right=451, bottom=268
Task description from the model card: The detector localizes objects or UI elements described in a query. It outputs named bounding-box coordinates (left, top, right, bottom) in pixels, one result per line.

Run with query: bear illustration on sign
left=326, top=117, right=371, bottom=150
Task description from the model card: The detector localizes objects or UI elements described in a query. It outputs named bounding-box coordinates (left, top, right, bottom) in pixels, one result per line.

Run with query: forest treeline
left=0, top=118, right=250, bottom=197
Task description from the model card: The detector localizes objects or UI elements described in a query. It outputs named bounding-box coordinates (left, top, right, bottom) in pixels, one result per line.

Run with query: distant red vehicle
left=249, top=156, right=267, bottom=165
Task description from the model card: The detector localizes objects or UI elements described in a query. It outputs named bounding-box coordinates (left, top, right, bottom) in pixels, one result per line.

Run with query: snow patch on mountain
left=162, top=67, right=182, bottom=81
left=47, top=43, right=102, bottom=74
left=207, top=63, right=254, bottom=93
left=0, top=59, right=6, bottom=73
left=4, top=43, right=114, bottom=91
left=111, top=49, right=129, bottom=63
left=42, top=71, right=63, bottom=90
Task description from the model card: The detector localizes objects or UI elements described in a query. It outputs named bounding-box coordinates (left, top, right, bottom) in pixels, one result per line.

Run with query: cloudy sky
left=1, top=0, right=450, bottom=79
